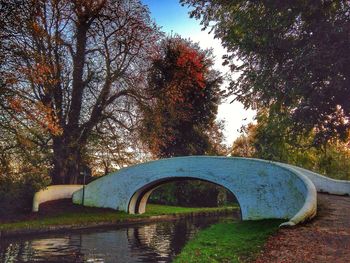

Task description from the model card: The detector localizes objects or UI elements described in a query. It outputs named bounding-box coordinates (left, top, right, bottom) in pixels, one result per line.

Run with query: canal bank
left=0, top=214, right=238, bottom=262
left=0, top=201, right=239, bottom=238
left=174, top=219, right=282, bottom=263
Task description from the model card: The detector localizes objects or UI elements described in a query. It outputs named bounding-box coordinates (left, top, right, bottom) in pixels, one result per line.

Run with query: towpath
left=256, top=193, right=350, bottom=263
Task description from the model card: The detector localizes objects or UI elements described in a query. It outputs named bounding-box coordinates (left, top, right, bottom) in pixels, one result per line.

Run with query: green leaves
left=183, top=0, right=350, bottom=144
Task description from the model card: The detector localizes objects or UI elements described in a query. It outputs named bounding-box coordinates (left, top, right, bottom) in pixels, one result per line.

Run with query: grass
left=174, top=219, right=283, bottom=263
left=0, top=204, right=238, bottom=232
left=144, top=204, right=238, bottom=215
left=0, top=210, right=131, bottom=231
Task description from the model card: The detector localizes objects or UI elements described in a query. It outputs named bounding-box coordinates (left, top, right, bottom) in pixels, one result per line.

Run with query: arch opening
left=128, top=177, right=241, bottom=216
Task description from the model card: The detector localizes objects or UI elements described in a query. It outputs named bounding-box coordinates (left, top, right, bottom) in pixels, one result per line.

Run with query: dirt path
left=256, top=193, right=350, bottom=263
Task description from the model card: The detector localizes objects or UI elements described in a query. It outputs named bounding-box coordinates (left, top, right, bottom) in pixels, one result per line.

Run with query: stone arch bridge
left=72, top=157, right=327, bottom=226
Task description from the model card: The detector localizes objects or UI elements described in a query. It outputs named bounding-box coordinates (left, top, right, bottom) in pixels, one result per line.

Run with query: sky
left=142, top=0, right=256, bottom=145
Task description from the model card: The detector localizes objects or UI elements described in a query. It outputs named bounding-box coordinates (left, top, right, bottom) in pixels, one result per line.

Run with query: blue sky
left=142, top=0, right=200, bottom=36
left=141, top=0, right=255, bottom=145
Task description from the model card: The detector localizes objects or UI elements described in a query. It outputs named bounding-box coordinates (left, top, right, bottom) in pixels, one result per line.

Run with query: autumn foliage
left=140, top=37, right=223, bottom=158
left=1, top=0, right=160, bottom=184
left=8, top=97, right=62, bottom=136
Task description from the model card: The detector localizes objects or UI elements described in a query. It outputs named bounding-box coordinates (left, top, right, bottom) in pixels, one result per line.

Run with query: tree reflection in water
left=0, top=214, right=239, bottom=262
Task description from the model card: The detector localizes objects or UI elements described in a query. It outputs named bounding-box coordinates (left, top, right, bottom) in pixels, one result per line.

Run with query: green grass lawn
left=0, top=204, right=238, bottom=232
left=144, top=204, right=238, bottom=215
left=174, top=219, right=282, bottom=263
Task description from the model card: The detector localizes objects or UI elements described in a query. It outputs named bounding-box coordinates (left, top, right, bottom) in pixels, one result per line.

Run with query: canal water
left=0, top=214, right=239, bottom=263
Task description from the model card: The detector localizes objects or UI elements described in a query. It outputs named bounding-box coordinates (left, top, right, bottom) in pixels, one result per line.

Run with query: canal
left=0, top=214, right=239, bottom=262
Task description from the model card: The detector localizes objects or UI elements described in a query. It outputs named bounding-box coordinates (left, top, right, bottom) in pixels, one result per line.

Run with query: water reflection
left=0, top=214, right=238, bottom=263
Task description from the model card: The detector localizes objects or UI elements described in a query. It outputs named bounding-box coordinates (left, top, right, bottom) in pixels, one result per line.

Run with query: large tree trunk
left=52, top=136, right=84, bottom=185
left=3, top=0, right=160, bottom=188
left=52, top=137, right=67, bottom=184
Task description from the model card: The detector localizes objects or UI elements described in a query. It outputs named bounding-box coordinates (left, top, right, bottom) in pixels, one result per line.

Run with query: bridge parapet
left=278, top=163, right=350, bottom=196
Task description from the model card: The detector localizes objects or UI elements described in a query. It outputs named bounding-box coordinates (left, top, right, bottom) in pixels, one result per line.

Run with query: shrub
left=0, top=171, right=50, bottom=216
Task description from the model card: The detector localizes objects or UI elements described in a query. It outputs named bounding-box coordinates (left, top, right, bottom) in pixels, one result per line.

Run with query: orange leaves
left=3, top=72, right=18, bottom=85
left=6, top=58, right=62, bottom=136
left=31, top=22, right=44, bottom=35
left=16, top=133, right=35, bottom=149
left=8, top=97, right=23, bottom=113
left=22, top=62, right=59, bottom=87
left=8, top=97, right=63, bottom=136
left=36, top=102, right=63, bottom=136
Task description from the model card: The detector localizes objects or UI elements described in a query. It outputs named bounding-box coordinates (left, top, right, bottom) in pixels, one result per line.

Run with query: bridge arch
left=72, top=156, right=317, bottom=226
left=128, top=177, right=239, bottom=215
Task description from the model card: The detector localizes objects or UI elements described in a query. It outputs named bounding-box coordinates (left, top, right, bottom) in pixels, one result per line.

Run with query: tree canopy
left=231, top=111, right=350, bottom=180
left=1, top=0, right=160, bottom=183
left=181, top=0, right=350, bottom=144
left=140, top=36, right=224, bottom=158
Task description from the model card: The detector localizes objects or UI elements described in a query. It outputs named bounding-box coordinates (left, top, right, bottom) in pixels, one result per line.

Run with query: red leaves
left=175, top=42, right=206, bottom=89
left=155, top=40, right=208, bottom=112
left=141, top=37, right=222, bottom=157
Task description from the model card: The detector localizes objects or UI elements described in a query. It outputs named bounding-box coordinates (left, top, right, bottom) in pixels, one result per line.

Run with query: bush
left=0, top=172, right=50, bottom=216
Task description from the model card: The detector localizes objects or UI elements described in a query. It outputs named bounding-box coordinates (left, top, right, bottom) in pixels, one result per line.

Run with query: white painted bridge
left=33, top=157, right=350, bottom=227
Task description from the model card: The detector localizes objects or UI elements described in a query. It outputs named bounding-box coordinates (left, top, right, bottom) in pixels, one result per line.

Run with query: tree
left=86, top=119, right=151, bottom=177
left=230, top=123, right=256, bottom=158
left=181, top=0, right=350, bottom=144
left=205, top=120, right=229, bottom=155
left=140, top=37, right=230, bottom=207
left=1, top=0, right=160, bottom=183
left=232, top=110, right=350, bottom=180
left=0, top=104, right=51, bottom=215
left=140, top=36, right=223, bottom=158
